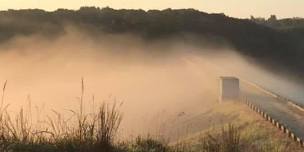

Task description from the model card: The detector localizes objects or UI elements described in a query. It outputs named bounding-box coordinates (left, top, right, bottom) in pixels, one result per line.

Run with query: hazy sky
left=0, top=0, right=303, bottom=18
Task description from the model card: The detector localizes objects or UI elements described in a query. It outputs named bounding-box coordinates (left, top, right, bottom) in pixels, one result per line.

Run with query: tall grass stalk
left=1, top=80, right=7, bottom=111
left=0, top=79, right=123, bottom=152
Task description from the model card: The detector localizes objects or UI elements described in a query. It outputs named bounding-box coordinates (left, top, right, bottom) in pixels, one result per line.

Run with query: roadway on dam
left=241, top=82, right=304, bottom=140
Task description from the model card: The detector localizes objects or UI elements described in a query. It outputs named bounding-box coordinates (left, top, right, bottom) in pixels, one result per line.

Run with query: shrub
left=200, top=124, right=241, bottom=152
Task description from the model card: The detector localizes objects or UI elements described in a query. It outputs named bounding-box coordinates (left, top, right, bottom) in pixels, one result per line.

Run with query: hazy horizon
left=1, top=0, right=303, bottom=19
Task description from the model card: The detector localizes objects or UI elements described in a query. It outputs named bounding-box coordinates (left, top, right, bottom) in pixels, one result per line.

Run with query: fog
left=0, top=27, right=303, bottom=139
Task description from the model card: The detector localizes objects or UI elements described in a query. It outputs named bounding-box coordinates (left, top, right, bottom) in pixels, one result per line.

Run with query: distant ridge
left=0, top=7, right=304, bottom=77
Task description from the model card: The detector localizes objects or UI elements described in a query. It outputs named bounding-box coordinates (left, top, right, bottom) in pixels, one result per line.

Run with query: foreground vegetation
left=0, top=81, right=303, bottom=152
left=0, top=112, right=301, bottom=152
left=0, top=103, right=303, bottom=152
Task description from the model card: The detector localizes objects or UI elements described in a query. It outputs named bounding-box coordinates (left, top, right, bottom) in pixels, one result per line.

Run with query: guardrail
left=243, top=98, right=304, bottom=147
left=241, top=79, right=304, bottom=112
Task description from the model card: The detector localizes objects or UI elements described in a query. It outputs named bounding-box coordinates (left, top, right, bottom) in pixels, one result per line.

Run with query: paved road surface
left=241, top=82, right=304, bottom=139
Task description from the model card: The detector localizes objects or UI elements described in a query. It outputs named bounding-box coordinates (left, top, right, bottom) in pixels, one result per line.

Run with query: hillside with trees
left=250, top=15, right=304, bottom=29
left=0, top=7, right=304, bottom=77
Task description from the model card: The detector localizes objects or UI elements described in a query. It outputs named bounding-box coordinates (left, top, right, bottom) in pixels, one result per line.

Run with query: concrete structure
left=219, top=77, right=240, bottom=102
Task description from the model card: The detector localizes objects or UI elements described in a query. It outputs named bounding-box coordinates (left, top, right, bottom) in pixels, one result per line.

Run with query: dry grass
left=0, top=80, right=303, bottom=152
left=200, top=124, right=241, bottom=152
left=0, top=79, right=124, bottom=152
left=177, top=102, right=304, bottom=152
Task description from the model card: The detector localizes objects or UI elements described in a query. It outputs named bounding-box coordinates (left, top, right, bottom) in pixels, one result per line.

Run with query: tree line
left=0, top=7, right=304, bottom=77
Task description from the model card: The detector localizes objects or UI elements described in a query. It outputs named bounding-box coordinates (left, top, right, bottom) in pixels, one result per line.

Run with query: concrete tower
left=219, top=77, right=240, bottom=103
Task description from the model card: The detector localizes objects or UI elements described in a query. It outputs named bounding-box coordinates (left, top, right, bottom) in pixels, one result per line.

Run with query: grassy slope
left=179, top=102, right=303, bottom=152
left=0, top=101, right=303, bottom=152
